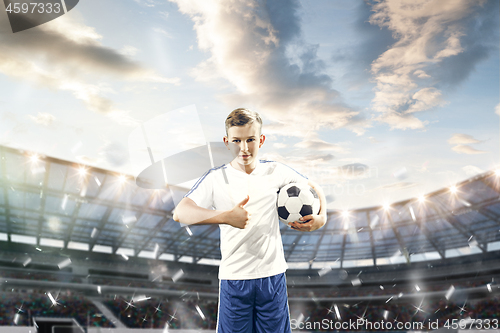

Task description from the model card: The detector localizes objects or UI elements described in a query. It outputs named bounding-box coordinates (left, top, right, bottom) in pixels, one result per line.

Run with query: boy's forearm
left=173, top=198, right=227, bottom=225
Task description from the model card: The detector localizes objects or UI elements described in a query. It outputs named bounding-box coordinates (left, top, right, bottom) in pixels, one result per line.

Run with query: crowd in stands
left=0, top=289, right=497, bottom=330
left=103, top=297, right=218, bottom=329
left=0, top=292, right=114, bottom=328
left=99, top=295, right=500, bottom=330
left=288, top=297, right=500, bottom=331
left=0, top=264, right=497, bottom=331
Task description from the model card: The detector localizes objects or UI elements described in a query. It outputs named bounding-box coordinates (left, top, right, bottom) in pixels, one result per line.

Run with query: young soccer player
left=173, top=108, right=327, bottom=333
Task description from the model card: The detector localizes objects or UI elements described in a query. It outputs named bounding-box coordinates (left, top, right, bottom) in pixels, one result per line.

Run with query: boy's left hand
left=288, top=214, right=326, bottom=232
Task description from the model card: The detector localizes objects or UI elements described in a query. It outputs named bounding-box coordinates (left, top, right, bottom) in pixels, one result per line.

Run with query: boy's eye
left=232, top=139, right=254, bottom=143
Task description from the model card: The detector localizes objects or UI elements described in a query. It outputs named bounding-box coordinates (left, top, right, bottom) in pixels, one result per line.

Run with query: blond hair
left=225, top=108, right=263, bottom=135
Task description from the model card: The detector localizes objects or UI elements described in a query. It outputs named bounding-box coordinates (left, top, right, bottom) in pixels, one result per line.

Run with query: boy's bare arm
left=173, top=196, right=251, bottom=229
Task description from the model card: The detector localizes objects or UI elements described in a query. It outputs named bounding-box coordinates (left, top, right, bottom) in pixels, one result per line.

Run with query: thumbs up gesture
left=224, top=195, right=251, bottom=229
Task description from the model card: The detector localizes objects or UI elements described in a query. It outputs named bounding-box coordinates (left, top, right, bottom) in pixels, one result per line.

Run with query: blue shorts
left=217, top=273, right=291, bottom=333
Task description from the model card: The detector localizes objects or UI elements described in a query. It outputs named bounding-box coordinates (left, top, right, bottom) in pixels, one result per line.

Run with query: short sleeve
left=276, top=162, right=308, bottom=188
left=184, top=169, right=214, bottom=209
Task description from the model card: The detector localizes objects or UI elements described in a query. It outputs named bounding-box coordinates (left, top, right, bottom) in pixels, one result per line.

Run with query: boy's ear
left=223, top=136, right=229, bottom=148
left=259, top=134, right=266, bottom=148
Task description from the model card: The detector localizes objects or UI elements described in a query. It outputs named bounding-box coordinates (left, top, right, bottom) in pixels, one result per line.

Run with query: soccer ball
left=277, top=183, right=320, bottom=224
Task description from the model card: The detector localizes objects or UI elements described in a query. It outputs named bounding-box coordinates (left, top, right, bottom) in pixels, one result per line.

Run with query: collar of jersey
left=227, top=160, right=262, bottom=176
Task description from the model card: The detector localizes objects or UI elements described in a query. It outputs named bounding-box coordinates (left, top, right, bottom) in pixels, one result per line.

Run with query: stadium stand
left=0, top=292, right=114, bottom=328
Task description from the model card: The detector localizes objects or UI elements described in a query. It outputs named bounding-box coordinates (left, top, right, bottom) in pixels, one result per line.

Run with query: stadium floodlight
left=77, top=166, right=87, bottom=177
left=418, top=195, right=426, bottom=203
left=118, top=174, right=127, bottom=184
left=449, top=185, right=457, bottom=194
left=29, top=153, right=39, bottom=163
left=383, top=203, right=390, bottom=211
left=495, top=169, right=500, bottom=177
left=342, top=210, right=349, bottom=218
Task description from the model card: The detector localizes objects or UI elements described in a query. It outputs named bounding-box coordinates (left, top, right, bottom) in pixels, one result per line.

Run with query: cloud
left=376, top=112, right=428, bottom=130
left=495, top=103, right=500, bottom=116
left=448, top=133, right=485, bottom=155
left=368, top=0, right=497, bottom=130
left=451, top=144, right=487, bottom=154
left=28, top=112, right=56, bottom=127
left=448, top=133, right=481, bottom=144
left=169, top=0, right=369, bottom=136
left=0, top=13, right=179, bottom=119
left=462, top=165, right=484, bottom=176
left=294, top=139, right=345, bottom=153
left=413, top=69, right=430, bottom=79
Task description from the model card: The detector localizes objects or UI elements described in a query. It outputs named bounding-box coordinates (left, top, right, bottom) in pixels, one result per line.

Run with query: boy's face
left=223, top=122, right=265, bottom=170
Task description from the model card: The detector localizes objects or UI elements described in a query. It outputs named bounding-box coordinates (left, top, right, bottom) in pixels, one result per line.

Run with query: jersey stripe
left=184, top=164, right=227, bottom=197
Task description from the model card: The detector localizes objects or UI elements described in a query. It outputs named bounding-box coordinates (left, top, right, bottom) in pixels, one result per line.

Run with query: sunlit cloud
left=462, top=165, right=484, bottom=176
left=377, top=112, right=427, bottom=130
left=448, top=133, right=481, bottom=145
left=28, top=112, right=56, bottom=127
left=451, top=144, right=487, bottom=154
left=169, top=0, right=370, bottom=136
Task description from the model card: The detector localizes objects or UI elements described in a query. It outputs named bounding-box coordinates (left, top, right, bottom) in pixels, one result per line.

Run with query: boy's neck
left=230, top=160, right=257, bottom=174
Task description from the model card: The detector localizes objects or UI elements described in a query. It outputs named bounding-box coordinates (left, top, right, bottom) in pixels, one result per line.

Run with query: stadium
left=0, top=143, right=499, bottom=333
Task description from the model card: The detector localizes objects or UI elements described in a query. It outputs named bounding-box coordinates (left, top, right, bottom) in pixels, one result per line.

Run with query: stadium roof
left=1, top=145, right=500, bottom=269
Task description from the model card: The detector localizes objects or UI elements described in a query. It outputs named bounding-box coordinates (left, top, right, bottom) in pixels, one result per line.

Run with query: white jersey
left=185, top=160, right=308, bottom=280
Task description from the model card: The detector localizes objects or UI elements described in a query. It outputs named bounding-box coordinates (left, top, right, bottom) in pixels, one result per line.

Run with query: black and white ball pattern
left=277, top=183, right=320, bottom=224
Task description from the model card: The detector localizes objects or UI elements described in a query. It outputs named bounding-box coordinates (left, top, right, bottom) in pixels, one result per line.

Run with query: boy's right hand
left=223, top=195, right=251, bottom=229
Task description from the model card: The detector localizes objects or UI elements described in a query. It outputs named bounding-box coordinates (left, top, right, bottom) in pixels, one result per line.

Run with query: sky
left=0, top=0, right=498, bottom=210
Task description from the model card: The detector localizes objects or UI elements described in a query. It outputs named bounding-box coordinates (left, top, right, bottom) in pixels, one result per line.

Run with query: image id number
left=5, top=2, right=61, bottom=14
left=444, top=319, right=499, bottom=330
